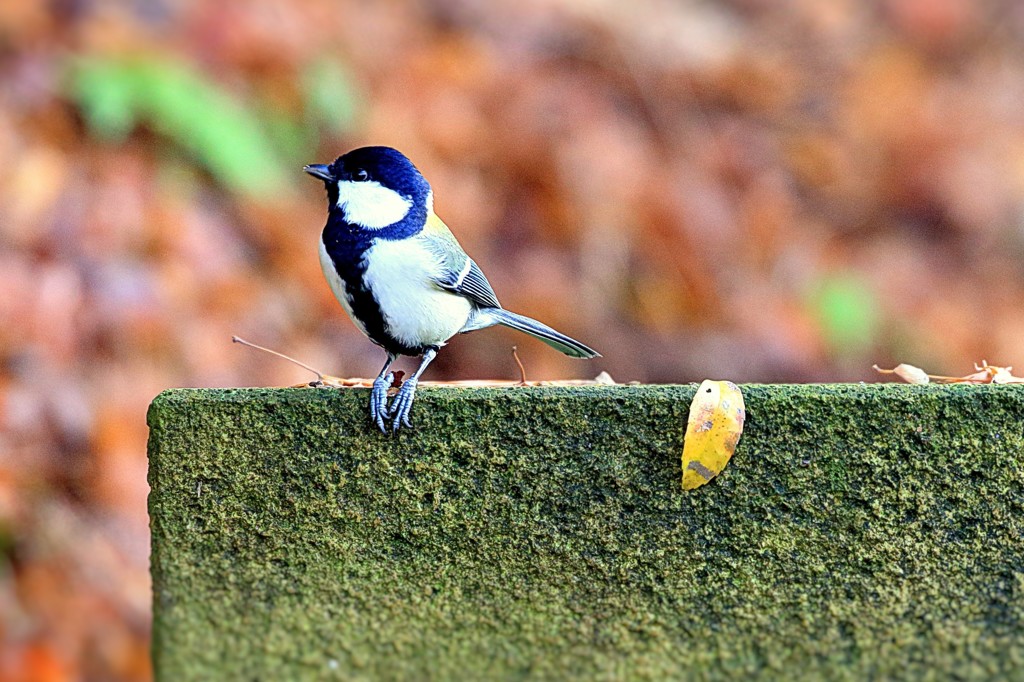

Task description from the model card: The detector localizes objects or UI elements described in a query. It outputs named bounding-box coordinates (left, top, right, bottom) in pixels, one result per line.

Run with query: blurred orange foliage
left=3, top=0, right=1024, bottom=679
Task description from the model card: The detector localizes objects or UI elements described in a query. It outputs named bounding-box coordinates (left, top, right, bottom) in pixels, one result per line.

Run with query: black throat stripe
left=321, top=218, right=425, bottom=357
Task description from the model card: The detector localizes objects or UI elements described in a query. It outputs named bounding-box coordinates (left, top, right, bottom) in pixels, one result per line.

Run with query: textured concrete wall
left=147, top=385, right=1024, bottom=680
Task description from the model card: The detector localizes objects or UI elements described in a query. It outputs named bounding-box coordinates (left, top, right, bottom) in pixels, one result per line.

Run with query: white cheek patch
left=336, top=180, right=413, bottom=229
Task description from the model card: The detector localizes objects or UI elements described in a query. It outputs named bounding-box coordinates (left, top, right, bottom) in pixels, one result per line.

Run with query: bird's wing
left=420, top=211, right=501, bottom=309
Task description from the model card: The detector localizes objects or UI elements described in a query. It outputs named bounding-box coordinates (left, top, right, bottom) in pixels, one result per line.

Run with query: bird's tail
left=485, top=309, right=600, bottom=359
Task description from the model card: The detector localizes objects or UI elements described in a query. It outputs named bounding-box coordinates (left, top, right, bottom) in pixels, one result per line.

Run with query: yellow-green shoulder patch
left=424, top=211, right=453, bottom=237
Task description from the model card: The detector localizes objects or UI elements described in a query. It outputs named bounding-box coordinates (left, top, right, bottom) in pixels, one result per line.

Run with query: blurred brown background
left=2, top=0, right=1024, bottom=679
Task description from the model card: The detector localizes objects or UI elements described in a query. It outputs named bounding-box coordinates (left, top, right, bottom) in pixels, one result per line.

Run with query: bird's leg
left=370, top=353, right=397, bottom=433
left=388, top=347, right=438, bottom=432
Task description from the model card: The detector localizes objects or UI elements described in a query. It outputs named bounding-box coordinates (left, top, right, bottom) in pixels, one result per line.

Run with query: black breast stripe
left=321, top=218, right=424, bottom=357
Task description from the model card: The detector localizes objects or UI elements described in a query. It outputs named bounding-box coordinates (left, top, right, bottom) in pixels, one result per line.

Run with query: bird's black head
left=304, top=146, right=432, bottom=231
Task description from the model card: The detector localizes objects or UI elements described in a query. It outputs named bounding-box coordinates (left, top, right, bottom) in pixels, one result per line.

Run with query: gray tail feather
left=487, top=309, right=600, bottom=359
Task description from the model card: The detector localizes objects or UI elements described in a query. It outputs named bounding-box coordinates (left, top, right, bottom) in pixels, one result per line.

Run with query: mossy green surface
left=147, top=384, right=1024, bottom=681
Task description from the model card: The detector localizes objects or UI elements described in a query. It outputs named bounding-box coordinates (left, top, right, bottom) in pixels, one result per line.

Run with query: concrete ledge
left=147, top=385, right=1024, bottom=680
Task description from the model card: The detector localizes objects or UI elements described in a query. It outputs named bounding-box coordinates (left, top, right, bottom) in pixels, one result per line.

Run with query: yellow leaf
left=682, top=380, right=745, bottom=490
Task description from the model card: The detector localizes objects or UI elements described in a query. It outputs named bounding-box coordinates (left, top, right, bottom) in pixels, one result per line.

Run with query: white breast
left=363, top=237, right=472, bottom=348
left=319, top=238, right=368, bottom=336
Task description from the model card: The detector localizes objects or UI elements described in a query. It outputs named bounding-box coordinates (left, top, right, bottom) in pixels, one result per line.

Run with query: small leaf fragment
left=971, top=361, right=1024, bottom=384
left=873, top=363, right=930, bottom=384
left=874, top=360, right=1024, bottom=384
left=682, top=380, right=745, bottom=490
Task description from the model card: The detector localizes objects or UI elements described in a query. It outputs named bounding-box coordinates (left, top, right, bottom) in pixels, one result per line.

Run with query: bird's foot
left=388, top=377, right=419, bottom=433
left=370, top=372, right=394, bottom=433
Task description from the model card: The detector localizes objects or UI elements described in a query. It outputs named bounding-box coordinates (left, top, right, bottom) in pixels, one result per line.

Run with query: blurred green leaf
left=70, top=59, right=138, bottom=141
left=67, top=55, right=296, bottom=197
left=303, top=59, right=359, bottom=138
left=812, top=274, right=879, bottom=357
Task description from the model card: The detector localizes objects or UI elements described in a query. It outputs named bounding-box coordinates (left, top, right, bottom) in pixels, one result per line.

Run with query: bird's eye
left=352, top=169, right=369, bottom=182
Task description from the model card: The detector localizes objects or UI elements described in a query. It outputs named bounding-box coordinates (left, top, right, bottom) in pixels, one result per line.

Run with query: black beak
left=303, top=164, right=333, bottom=182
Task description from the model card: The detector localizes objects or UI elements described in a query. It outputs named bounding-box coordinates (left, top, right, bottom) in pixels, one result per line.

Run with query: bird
left=304, top=146, right=599, bottom=433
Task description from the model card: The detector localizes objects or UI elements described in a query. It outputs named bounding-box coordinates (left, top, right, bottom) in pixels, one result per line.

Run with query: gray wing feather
left=450, top=259, right=501, bottom=309
left=420, top=232, right=501, bottom=309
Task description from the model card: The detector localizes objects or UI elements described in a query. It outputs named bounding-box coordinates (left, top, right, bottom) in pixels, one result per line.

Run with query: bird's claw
left=370, top=372, right=394, bottom=433
left=388, top=378, right=418, bottom=433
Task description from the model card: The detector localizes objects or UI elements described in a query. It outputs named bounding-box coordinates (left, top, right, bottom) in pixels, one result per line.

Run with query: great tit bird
left=304, top=146, right=599, bottom=433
